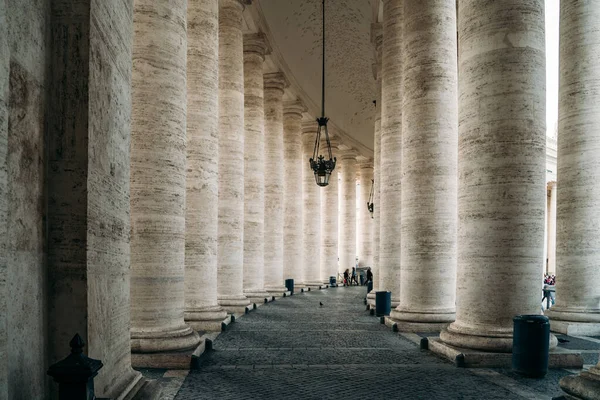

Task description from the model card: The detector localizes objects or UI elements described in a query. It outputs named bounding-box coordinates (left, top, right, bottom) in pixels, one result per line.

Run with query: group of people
left=542, top=274, right=556, bottom=310
left=342, top=266, right=373, bottom=287
left=544, top=274, right=556, bottom=286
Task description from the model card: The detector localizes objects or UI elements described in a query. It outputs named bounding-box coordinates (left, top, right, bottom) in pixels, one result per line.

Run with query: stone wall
left=4, top=0, right=50, bottom=398
left=0, top=0, right=8, bottom=397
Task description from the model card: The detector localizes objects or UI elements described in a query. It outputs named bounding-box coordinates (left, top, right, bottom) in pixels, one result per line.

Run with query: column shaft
left=547, top=0, right=600, bottom=330
left=390, top=0, right=458, bottom=331
left=217, top=0, right=250, bottom=313
left=264, top=72, right=289, bottom=294
left=379, top=0, right=403, bottom=306
left=320, top=159, right=339, bottom=284
left=546, top=182, right=557, bottom=275
left=301, top=121, right=323, bottom=287
left=243, top=33, right=271, bottom=303
left=184, top=0, right=227, bottom=331
left=283, top=102, right=306, bottom=287
left=338, top=153, right=357, bottom=276
left=130, top=0, right=200, bottom=353
left=358, top=163, right=373, bottom=268
left=440, top=0, right=545, bottom=352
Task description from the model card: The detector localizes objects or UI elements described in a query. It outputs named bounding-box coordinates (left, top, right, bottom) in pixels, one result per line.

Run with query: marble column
left=439, top=0, right=545, bottom=352
left=557, top=3, right=600, bottom=397
left=46, top=0, right=144, bottom=394
left=358, top=161, right=374, bottom=268
left=547, top=0, right=600, bottom=340
left=368, top=28, right=383, bottom=308
left=184, top=0, right=228, bottom=332
left=283, top=101, right=306, bottom=288
left=379, top=0, right=403, bottom=307
left=389, top=0, right=458, bottom=331
left=338, top=149, right=357, bottom=277
left=242, top=33, right=272, bottom=304
left=217, top=0, right=251, bottom=314
left=546, top=181, right=557, bottom=275
left=264, top=72, right=290, bottom=295
left=301, top=119, right=324, bottom=288
left=320, top=140, right=340, bottom=284
left=130, top=0, right=200, bottom=358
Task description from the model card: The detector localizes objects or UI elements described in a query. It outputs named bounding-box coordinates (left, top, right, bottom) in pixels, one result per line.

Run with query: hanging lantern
left=367, top=178, right=374, bottom=218
left=309, top=0, right=336, bottom=187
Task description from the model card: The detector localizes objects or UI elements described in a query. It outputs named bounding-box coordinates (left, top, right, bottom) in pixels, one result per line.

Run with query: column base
left=439, top=323, right=515, bottom=353
left=385, top=316, right=451, bottom=333
left=218, top=295, right=252, bottom=316
left=244, top=289, right=273, bottom=305
left=184, top=305, right=228, bottom=332
left=367, top=290, right=376, bottom=307
left=103, top=368, right=145, bottom=400
left=131, top=331, right=205, bottom=369
left=304, top=281, right=326, bottom=290
left=426, top=337, right=582, bottom=369
left=547, top=308, right=600, bottom=336
left=390, top=307, right=455, bottom=327
left=560, top=367, right=600, bottom=400
left=127, top=378, right=163, bottom=400
left=131, top=325, right=200, bottom=353
left=265, top=286, right=291, bottom=298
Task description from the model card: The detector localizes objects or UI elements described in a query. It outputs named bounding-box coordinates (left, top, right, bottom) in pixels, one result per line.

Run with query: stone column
left=338, top=149, right=357, bottom=277
left=264, top=72, right=290, bottom=295
left=301, top=119, right=324, bottom=288
left=358, top=161, right=374, bottom=268
left=130, top=0, right=200, bottom=361
left=546, top=181, right=557, bottom=275
left=547, top=0, right=600, bottom=339
left=379, top=0, right=403, bottom=307
left=217, top=0, right=251, bottom=314
left=184, top=0, right=228, bottom=332
left=389, top=0, right=458, bottom=331
left=320, top=140, right=340, bottom=284
left=242, top=33, right=271, bottom=304
left=439, top=0, right=545, bottom=352
left=283, top=101, right=306, bottom=288
left=557, top=3, right=600, bottom=397
left=46, top=0, right=144, bottom=394
left=368, top=27, right=383, bottom=308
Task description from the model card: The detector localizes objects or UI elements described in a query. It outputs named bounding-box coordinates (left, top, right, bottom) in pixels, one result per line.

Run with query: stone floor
left=138, top=286, right=600, bottom=400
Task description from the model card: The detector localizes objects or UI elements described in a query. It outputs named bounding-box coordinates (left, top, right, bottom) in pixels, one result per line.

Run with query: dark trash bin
left=375, top=291, right=391, bottom=317
left=285, top=278, right=294, bottom=295
left=512, top=315, right=550, bottom=378
left=367, top=281, right=373, bottom=294
left=329, top=276, right=336, bottom=287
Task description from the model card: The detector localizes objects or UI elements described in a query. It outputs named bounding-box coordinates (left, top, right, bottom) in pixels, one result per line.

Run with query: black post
left=47, top=334, right=104, bottom=400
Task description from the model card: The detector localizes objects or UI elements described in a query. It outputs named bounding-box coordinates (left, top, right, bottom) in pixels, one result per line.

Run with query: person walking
left=343, top=269, right=350, bottom=287
left=351, top=267, right=359, bottom=286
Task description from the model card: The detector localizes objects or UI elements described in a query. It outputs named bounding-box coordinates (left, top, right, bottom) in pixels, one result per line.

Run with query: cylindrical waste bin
left=375, top=291, right=391, bottom=317
left=367, top=281, right=373, bottom=294
left=329, top=276, right=336, bottom=287
left=285, top=279, right=294, bottom=295
left=512, top=315, right=550, bottom=378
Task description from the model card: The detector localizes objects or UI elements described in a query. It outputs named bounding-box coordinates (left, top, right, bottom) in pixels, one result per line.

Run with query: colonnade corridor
left=131, top=287, right=584, bottom=399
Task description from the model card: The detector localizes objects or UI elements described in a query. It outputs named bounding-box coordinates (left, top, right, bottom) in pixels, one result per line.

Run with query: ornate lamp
left=367, top=179, right=374, bottom=218
left=309, top=0, right=336, bottom=187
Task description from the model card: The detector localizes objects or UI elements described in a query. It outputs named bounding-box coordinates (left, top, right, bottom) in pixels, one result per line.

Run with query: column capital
left=356, top=156, right=373, bottom=169
left=244, top=32, right=271, bottom=58
left=263, top=72, right=289, bottom=92
left=283, top=99, right=307, bottom=118
left=337, top=146, right=357, bottom=161
left=220, top=0, right=251, bottom=9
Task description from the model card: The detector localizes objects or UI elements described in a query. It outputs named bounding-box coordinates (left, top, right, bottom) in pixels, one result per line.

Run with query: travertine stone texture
left=390, top=0, right=457, bottom=329
left=130, top=0, right=200, bottom=353
left=358, top=161, right=373, bottom=268
left=379, top=0, right=403, bottom=307
left=338, top=151, right=357, bottom=275
left=546, top=182, right=557, bottom=275
left=5, top=1, right=47, bottom=398
left=368, top=32, right=383, bottom=306
left=320, top=141, right=339, bottom=283
left=217, top=0, right=251, bottom=312
left=264, top=72, right=290, bottom=293
left=301, top=119, right=323, bottom=287
left=440, top=0, right=545, bottom=352
left=185, top=0, right=228, bottom=331
left=0, top=1, right=8, bottom=395
left=283, top=102, right=306, bottom=286
left=243, top=33, right=271, bottom=302
left=547, top=0, right=600, bottom=332
left=48, top=0, right=145, bottom=396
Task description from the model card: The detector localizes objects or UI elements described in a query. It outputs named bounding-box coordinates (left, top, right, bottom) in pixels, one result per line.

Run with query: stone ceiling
left=256, top=0, right=378, bottom=153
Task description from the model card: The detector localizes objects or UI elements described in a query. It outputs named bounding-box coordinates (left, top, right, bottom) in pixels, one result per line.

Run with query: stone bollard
left=47, top=333, right=104, bottom=400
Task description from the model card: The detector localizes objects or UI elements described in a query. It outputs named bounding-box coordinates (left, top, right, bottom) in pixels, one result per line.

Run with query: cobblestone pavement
left=138, top=286, right=597, bottom=399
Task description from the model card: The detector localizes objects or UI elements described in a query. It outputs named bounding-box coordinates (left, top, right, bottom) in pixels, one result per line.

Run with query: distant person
left=351, top=267, right=359, bottom=285
left=366, top=267, right=373, bottom=283
left=343, top=269, right=350, bottom=287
